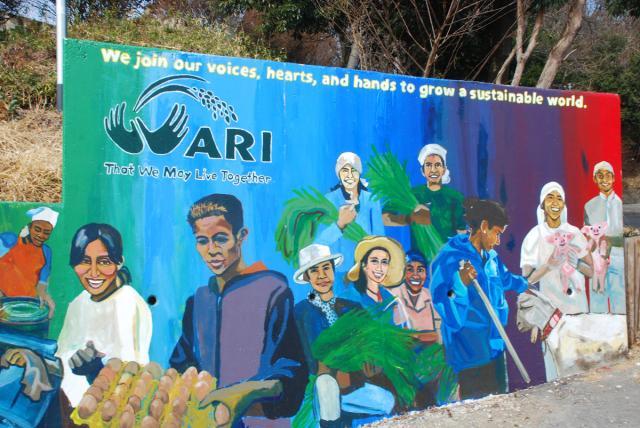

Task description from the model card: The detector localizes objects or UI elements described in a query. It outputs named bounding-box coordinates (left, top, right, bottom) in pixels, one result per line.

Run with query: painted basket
left=0, top=297, right=49, bottom=338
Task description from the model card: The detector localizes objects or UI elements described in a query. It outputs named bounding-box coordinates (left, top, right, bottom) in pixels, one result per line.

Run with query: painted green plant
left=366, top=147, right=445, bottom=259
left=274, top=187, right=367, bottom=267
left=311, top=303, right=457, bottom=407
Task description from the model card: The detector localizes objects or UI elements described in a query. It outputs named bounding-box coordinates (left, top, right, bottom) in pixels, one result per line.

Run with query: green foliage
left=554, top=28, right=640, bottom=144
left=0, top=0, right=23, bottom=17
left=312, top=304, right=420, bottom=405
left=274, top=187, right=367, bottom=267
left=0, top=15, right=281, bottom=117
left=215, top=0, right=331, bottom=36
left=0, top=23, right=57, bottom=115
left=311, top=303, right=457, bottom=407
left=367, top=147, right=419, bottom=214
left=68, top=14, right=282, bottom=60
left=64, top=0, right=151, bottom=21
left=414, top=343, right=458, bottom=404
left=291, top=374, right=317, bottom=428
left=366, top=147, right=445, bottom=259
left=605, top=0, right=640, bottom=16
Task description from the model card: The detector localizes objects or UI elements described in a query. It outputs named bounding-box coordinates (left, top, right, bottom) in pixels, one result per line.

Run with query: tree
left=536, top=0, right=585, bottom=87
left=605, top=0, right=640, bottom=16
left=494, top=0, right=586, bottom=88
left=49, top=0, right=151, bottom=21
left=213, top=0, right=333, bottom=35
left=495, top=0, right=548, bottom=85
left=318, top=0, right=506, bottom=77
left=1, top=0, right=24, bottom=20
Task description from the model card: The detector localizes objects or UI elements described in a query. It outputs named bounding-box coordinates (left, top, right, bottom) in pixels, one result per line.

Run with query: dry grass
left=0, top=109, right=62, bottom=202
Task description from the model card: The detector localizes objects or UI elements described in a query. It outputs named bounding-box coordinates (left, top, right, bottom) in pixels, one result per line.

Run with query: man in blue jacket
left=170, top=193, right=308, bottom=427
left=430, top=199, right=528, bottom=400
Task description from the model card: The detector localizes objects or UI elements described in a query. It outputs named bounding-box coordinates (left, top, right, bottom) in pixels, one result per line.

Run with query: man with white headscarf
left=316, top=152, right=384, bottom=280
left=520, top=182, right=594, bottom=381
left=0, top=207, right=58, bottom=317
left=383, top=144, right=466, bottom=242
left=584, top=161, right=625, bottom=314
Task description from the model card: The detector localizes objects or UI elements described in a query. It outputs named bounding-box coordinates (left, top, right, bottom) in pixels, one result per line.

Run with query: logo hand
left=104, top=102, right=144, bottom=154
left=135, top=103, right=189, bottom=155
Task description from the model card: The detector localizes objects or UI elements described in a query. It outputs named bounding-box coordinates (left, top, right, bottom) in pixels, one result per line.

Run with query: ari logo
left=104, top=75, right=239, bottom=155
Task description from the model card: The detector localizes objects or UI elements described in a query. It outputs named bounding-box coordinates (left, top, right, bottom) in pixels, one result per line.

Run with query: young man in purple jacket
left=170, top=193, right=308, bottom=427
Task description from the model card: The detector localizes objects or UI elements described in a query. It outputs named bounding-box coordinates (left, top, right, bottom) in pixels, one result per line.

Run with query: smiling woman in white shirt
left=56, top=223, right=152, bottom=406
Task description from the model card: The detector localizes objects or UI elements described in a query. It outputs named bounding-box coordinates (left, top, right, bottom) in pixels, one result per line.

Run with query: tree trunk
left=495, top=46, right=516, bottom=84
left=511, top=8, right=544, bottom=86
left=346, top=43, right=360, bottom=68
left=536, top=0, right=585, bottom=89
left=423, top=0, right=459, bottom=77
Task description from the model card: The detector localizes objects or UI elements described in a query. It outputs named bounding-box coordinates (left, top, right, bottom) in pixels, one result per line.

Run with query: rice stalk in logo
left=104, top=74, right=239, bottom=155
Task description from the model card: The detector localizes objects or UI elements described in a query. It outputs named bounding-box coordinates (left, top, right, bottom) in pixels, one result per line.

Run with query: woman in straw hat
left=344, top=236, right=405, bottom=307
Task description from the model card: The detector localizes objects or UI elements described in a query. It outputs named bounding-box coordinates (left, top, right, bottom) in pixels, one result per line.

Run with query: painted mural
left=0, top=38, right=627, bottom=427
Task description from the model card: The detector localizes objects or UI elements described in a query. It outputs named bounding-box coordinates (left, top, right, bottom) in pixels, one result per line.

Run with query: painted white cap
left=26, top=207, right=59, bottom=228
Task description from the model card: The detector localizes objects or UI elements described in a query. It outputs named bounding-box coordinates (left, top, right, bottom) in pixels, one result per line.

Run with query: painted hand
left=37, top=291, right=55, bottom=319
left=69, top=341, right=105, bottom=378
left=362, top=362, right=382, bottom=378
left=530, top=327, right=539, bottom=343
left=409, top=204, right=431, bottom=225
left=458, top=260, right=477, bottom=286
left=337, top=203, right=357, bottom=229
left=0, top=348, right=53, bottom=401
left=199, top=380, right=282, bottom=427
left=546, top=251, right=564, bottom=270
left=104, top=102, right=144, bottom=154
left=2, top=348, right=26, bottom=367
left=135, top=103, right=189, bottom=155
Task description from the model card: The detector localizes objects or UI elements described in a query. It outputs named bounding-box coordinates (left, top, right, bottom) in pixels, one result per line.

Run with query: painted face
left=421, top=154, right=446, bottom=186
left=594, top=169, right=614, bottom=195
left=481, top=225, right=506, bottom=252
left=306, top=260, right=335, bottom=296
left=194, top=215, right=243, bottom=275
left=543, top=191, right=565, bottom=222
left=405, top=261, right=427, bottom=293
left=73, top=239, right=119, bottom=298
left=363, top=249, right=390, bottom=285
left=339, top=163, right=360, bottom=192
left=28, top=220, right=53, bottom=247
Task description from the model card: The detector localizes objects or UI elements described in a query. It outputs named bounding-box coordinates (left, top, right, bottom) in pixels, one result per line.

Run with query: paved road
left=369, top=346, right=640, bottom=428
left=625, top=204, right=640, bottom=228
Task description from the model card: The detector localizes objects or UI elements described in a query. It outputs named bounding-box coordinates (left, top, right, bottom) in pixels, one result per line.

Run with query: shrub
left=0, top=14, right=282, bottom=118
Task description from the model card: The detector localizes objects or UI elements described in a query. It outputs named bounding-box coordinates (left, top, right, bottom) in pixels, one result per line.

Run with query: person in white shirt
left=56, top=223, right=152, bottom=406
left=520, top=182, right=594, bottom=381
left=584, top=161, right=625, bottom=314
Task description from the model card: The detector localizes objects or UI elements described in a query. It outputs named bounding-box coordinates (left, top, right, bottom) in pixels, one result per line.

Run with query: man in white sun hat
left=293, top=244, right=360, bottom=369
left=584, top=161, right=625, bottom=314
left=293, top=243, right=393, bottom=427
left=0, top=206, right=58, bottom=317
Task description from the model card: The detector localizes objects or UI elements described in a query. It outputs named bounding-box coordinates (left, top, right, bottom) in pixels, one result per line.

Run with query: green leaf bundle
left=291, top=374, right=317, bottom=428
left=311, top=304, right=419, bottom=405
left=367, top=146, right=419, bottom=213
left=366, top=147, right=445, bottom=259
left=275, top=187, right=367, bottom=267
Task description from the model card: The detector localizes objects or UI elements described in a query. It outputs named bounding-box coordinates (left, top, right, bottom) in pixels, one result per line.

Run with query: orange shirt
left=0, top=237, right=45, bottom=297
